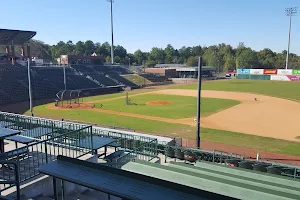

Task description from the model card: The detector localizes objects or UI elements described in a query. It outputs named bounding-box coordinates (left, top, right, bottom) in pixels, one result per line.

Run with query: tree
left=164, top=44, right=175, bottom=63
left=105, top=56, right=111, bottom=64
left=186, top=56, right=198, bottom=66
left=133, top=49, right=145, bottom=65
left=236, top=48, right=258, bottom=69
left=84, top=40, right=95, bottom=56
left=114, top=45, right=127, bottom=59
left=148, top=47, right=165, bottom=64
left=179, top=46, right=192, bottom=63
left=74, top=41, right=85, bottom=56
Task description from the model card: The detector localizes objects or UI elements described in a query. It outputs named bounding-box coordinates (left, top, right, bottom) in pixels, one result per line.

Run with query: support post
left=61, top=179, right=65, bottom=200
left=27, top=45, right=31, bottom=61
left=53, top=177, right=58, bottom=200
left=63, top=65, right=67, bottom=90
left=27, top=58, right=33, bottom=116
left=11, top=43, right=15, bottom=65
left=196, top=57, right=203, bottom=149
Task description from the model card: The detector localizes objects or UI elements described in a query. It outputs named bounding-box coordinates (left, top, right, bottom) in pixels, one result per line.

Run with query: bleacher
left=140, top=73, right=168, bottom=82
left=0, top=64, right=136, bottom=106
left=72, top=65, right=119, bottom=86
left=107, top=73, right=138, bottom=88
left=92, top=65, right=132, bottom=75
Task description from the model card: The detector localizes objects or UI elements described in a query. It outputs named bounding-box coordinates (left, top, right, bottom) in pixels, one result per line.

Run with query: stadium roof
left=0, top=29, right=36, bottom=45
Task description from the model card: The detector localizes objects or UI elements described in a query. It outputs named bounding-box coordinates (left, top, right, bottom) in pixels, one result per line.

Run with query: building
left=0, top=28, right=36, bottom=65
left=144, top=68, right=177, bottom=78
left=176, top=66, right=216, bottom=78
left=60, top=54, right=104, bottom=65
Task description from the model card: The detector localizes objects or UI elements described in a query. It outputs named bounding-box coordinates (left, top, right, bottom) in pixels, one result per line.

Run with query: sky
left=1, top=0, right=300, bottom=54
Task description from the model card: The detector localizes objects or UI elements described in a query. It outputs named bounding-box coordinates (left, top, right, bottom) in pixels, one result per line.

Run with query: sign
left=250, top=69, right=264, bottom=75
left=277, top=69, right=292, bottom=75
left=287, top=75, right=300, bottom=82
left=292, top=69, right=300, bottom=75
left=237, top=69, right=250, bottom=74
left=270, top=75, right=290, bottom=81
left=263, top=69, right=277, bottom=75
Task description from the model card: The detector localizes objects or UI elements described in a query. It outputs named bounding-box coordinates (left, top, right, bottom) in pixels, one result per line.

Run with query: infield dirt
left=47, top=89, right=300, bottom=142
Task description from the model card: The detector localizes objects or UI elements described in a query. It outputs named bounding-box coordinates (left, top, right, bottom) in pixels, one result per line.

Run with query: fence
left=0, top=111, right=89, bottom=136
left=0, top=124, right=92, bottom=192
left=0, top=161, right=20, bottom=199
left=93, top=128, right=158, bottom=160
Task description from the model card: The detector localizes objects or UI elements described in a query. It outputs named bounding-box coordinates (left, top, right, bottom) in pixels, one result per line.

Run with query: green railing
left=0, top=126, right=93, bottom=192
left=0, top=161, right=20, bottom=199
left=0, top=111, right=89, bottom=139
left=93, top=128, right=158, bottom=158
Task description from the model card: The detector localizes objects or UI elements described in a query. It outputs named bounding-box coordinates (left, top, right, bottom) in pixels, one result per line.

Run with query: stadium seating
left=72, top=65, right=119, bottom=86
left=106, top=73, right=137, bottom=88
left=91, top=65, right=132, bottom=75
left=0, top=64, right=136, bottom=106
left=140, top=73, right=168, bottom=82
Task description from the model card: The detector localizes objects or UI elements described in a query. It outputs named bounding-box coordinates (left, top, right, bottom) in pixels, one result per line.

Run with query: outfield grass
left=28, top=104, right=195, bottom=135
left=28, top=103, right=300, bottom=156
left=82, top=88, right=155, bottom=102
left=201, top=128, right=300, bottom=156
left=94, top=94, right=239, bottom=118
left=170, top=80, right=300, bottom=101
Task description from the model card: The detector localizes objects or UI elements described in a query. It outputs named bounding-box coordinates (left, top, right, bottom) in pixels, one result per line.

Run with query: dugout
left=176, top=66, right=216, bottom=78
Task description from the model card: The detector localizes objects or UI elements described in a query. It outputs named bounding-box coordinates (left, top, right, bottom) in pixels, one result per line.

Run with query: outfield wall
left=236, top=69, right=300, bottom=81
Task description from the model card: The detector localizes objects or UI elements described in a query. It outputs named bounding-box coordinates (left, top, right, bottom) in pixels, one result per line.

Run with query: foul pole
left=196, top=57, right=203, bottom=148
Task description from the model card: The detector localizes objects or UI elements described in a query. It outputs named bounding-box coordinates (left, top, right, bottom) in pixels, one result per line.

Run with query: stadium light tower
left=107, top=0, right=114, bottom=65
left=285, top=7, right=298, bottom=69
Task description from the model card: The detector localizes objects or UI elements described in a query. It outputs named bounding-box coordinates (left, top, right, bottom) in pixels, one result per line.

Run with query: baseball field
left=27, top=79, right=300, bottom=157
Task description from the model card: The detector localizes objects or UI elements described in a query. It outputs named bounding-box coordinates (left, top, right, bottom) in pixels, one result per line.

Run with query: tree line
left=1, top=40, right=300, bottom=71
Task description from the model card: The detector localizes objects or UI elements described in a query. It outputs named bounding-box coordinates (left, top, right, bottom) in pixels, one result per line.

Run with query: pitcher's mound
left=146, top=101, right=171, bottom=105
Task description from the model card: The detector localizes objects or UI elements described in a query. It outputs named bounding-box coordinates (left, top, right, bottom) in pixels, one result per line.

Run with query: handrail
left=0, top=161, right=20, bottom=200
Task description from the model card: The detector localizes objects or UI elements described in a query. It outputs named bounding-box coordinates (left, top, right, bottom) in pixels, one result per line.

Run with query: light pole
left=196, top=57, right=203, bottom=149
left=285, top=7, right=298, bottom=70
left=27, top=58, right=33, bottom=116
left=107, top=0, right=114, bottom=65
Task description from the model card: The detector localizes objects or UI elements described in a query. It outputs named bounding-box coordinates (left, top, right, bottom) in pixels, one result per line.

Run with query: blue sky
left=2, top=0, right=300, bottom=54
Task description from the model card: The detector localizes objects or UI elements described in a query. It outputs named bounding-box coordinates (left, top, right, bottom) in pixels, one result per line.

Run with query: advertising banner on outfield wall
left=237, top=69, right=250, bottom=74
left=250, top=69, right=264, bottom=75
left=270, top=75, right=290, bottom=81
left=263, top=69, right=277, bottom=75
left=277, top=69, right=293, bottom=75
left=292, top=69, right=300, bottom=75
left=286, top=75, right=300, bottom=82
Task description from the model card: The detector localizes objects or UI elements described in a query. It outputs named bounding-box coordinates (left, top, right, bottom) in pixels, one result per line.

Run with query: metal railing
left=93, top=128, right=158, bottom=157
left=0, top=111, right=88, bottom=135
left=0, top=126, right=93, bottom=192
left=0, top=161, right=20, bottom=199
